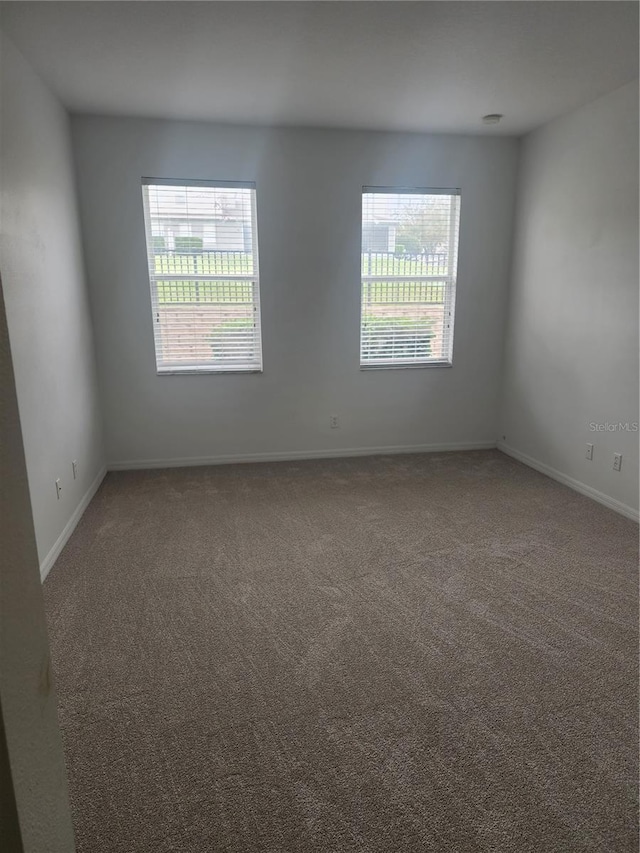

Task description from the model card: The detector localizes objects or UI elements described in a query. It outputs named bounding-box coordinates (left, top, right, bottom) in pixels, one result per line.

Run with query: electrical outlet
left=329, top=415, right=339, bottom=429
left=72, top=460, right=78, bottom=480
left=613, top=453, right=622, bottom=472
left=55, top=479, right=62, bottom=500
left=585, top=443, right=593, bottom=461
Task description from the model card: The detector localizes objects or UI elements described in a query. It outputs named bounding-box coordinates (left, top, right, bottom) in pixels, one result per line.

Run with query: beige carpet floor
left=44, top=450, right=638, bottom=852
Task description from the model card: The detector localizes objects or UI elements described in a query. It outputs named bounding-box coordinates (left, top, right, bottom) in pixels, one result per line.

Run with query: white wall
left=71, top=117, right=518, bottom=466
left=0, top=279, right=76, bottom=852
left=500, top=81, right=639, bottom=517
left=0, top=35, right=106, bottom=570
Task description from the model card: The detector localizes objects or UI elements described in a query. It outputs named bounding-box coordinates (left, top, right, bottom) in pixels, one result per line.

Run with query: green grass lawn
left=156, top=280, right=254, bottom=304
left=361, top=253, right=448, bottom=277
left=154, top=251, right=254, bottom=277
left=153, top=252, right=448, bottom=305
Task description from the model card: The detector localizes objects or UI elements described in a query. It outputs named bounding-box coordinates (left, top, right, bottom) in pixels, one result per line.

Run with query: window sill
left=360, top=361, right=453, bottom=371
left=156, top=367, right=263, bottom=376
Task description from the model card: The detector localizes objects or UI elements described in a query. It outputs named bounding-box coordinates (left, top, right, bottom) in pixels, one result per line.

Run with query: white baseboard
left=40, top=465, right=107, bottom=582
left=497, top=441, right=639, bottom=523
left=108, top=441, right=497, bottom=472
left=47, top=444, right=636, bottom=581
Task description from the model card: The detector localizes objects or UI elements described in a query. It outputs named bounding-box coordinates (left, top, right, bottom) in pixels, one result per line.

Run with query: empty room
left=1, top=1, right=638, bottom=851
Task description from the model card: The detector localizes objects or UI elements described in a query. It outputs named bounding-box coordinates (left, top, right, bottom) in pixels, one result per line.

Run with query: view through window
left=361, top=188, right=461, bottom=368
left=142, top=179, right=262, bottom=373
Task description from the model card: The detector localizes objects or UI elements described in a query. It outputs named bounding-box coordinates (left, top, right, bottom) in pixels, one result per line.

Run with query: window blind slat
left=360, top=189, right=460, bottom=368
left=142, top=180, right=262, bottom=373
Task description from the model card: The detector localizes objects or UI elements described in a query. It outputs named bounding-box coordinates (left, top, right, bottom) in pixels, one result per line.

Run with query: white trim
left=40, top=465, right=107, bottom=582
left=42, top=444, right=636, bottom=582
left=142, top=177, right=255, bottom=190
left=497, top=442, right=639, bottom=523
left=363, top=186, right=461, bottom=196
left=108, top=441, right=497, bottom=472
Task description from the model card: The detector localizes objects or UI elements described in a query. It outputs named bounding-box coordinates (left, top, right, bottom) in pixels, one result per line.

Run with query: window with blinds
left=141, top=179, right=262, bottom=373
left=361, top=187, right=461, bottom=368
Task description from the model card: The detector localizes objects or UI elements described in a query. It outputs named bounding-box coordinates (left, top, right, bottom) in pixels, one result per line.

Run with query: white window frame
left=141, top=178, right=262, bottom=375
left=360, top=186, right=461, bottom=370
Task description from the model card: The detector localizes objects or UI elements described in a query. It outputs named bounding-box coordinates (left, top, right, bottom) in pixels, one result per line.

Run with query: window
left=141, top=179, right=262, bottom=373
left=360, top=187, right=461, bottom=368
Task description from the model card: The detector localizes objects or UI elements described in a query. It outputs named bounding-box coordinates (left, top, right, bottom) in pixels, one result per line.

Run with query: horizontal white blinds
left=141, top=180, right=262, bottom=373
left=361, top=188, right=460, bottom=368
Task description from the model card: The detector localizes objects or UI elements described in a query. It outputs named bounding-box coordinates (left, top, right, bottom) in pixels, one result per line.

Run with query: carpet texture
left=44, top=450, right=639, bottom=852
